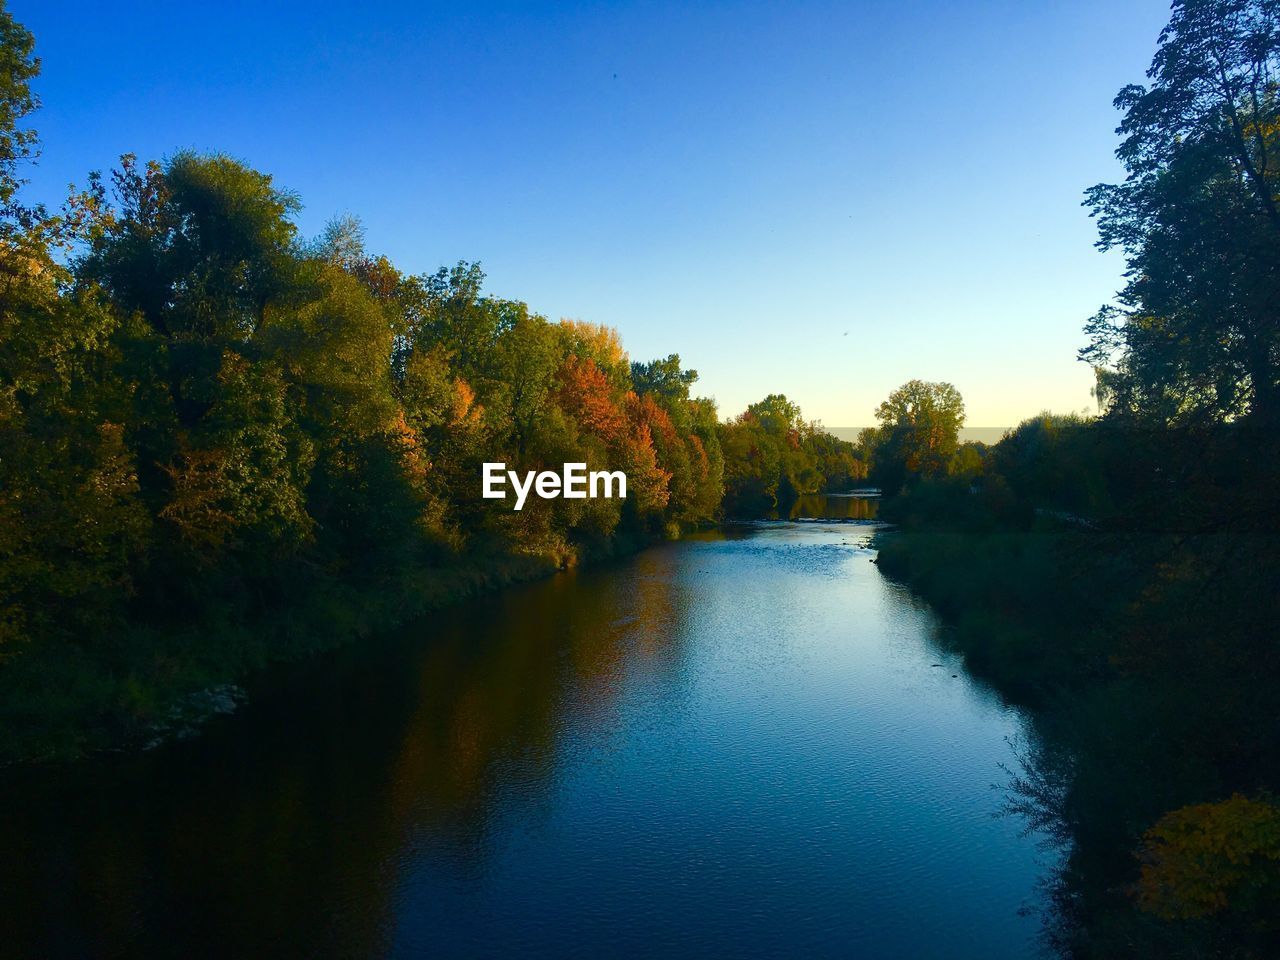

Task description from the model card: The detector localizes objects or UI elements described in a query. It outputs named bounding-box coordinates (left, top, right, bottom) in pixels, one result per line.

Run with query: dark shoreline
left=0, top=534, right=661, bottom=766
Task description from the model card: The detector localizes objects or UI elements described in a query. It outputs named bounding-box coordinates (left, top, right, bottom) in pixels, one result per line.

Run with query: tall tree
left=1083, top=0, right=1280, bottom=424
left=0, top=0, right=38, bottom=236
left=874, top=380, right=965, bottom=464
left=631, top=354, right=697, bottom=402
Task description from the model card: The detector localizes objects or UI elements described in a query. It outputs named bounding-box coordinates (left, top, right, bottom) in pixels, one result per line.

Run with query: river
left=0, top=508, right=1048, bottom=958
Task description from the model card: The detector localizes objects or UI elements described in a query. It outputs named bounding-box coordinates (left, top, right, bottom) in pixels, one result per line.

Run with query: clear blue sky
left=16, top=0, right=1172, bottom=427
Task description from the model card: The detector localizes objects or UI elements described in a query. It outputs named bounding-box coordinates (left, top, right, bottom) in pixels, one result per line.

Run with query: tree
left=0, top=0, right=747, bottom=756
left=492, top=308, right=562, bottom=460
left=870, top=380, right=965, bottom=491
left=0, top=9, right=150, bottom=648
left=631, top=354, right=697, bottom=402
left=1082, top=0, right=1280, bottom=425
left=398, top=261, right=497, bottom=379
left=628, top=356, right=723, bottom=529
left=0, top=0, right=39, bottom=233
left=718, top=395, right=857, bottom=516
left=746, top=393, right=804, bottom=437
left=1138, top=794, right=1280, bottom=926
left=560, top=319, right=628, bottom=384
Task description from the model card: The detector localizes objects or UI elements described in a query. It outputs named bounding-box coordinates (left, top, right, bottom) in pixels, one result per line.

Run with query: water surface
left=0, top=518, right=1045, bottom=959
left=787, top=491, right=880, bottom=520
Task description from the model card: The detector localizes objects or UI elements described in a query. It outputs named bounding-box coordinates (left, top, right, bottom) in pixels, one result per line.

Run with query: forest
left=0, top=2, right=864, bottom=762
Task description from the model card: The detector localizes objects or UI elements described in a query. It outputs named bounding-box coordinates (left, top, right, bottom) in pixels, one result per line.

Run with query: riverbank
left=1, top=485, right=881, bottom=766
left=0, top=529, right=672, bottom=766
left=873, top=524, right=1099, bottom=702
left=871, top=477, right=1280, bottom=957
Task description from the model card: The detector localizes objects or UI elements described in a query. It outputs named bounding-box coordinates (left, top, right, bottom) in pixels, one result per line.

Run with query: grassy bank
left=875, top=524, right=1097, bottom=702
left=872, top=473, right=1280, bottom=958
left=0, top=531, right=674, bottom=765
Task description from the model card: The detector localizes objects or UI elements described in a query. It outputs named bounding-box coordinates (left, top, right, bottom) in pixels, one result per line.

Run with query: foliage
left=1083, top=0, right=1280, bottom=426
left=872, top=42, right=1280, bottom=960
left=861, top=379, right=966, bottom=495
left=875, top=411, right=1280, bottom=958
left=718, top=393, right=864, bottom=517
left=1139, top=795, right=1280, bottom=925
left=0, top=4, right=730, bottom=759
left=0, top=0, right=38, bottom=228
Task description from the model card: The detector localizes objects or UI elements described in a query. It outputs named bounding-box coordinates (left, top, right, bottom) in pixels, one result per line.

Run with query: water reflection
left=0, top=546, right=693, bottom=959
left=0, top=523, right=1043, bottom=960
left=787, top=492, right=880, bottom=521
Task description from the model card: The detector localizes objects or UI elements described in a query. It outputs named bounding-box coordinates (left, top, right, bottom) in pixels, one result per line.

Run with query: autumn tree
left=0, top=0, right=737, bottom=756
left=630, top=354, right=723, bottom=530
left=1138, top=795, right=1280, bottom=929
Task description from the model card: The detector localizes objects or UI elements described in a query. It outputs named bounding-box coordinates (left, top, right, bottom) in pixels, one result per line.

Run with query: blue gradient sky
left=16, top=1, right=1171, bottom=426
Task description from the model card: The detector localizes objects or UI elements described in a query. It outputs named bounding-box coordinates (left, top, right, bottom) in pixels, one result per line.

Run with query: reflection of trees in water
left=0, top=557, right=688, bottom=959
left=386, top=550, right=690, bottom=837
left=1001, top=735, right=1074, bottom=851
left=786, top=494, right=879, bottom=521
left=997, top=735, right=1084, bottom=958
left=996, top=699, right=1217, bottom=958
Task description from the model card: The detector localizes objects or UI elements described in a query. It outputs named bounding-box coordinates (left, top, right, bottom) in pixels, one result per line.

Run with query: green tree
left=719, top=395, right=856, bottom=516
left=1083, top=0, right=1280, bottom=425
left=0, top=0, right=39, bottom=234
left=631, top=354, right=697, bottom=402
left=77, top=154, right=322, bottom=567
left=0, top=6, right=150, bottom=649
left=869, top=380, right=965, bottom=493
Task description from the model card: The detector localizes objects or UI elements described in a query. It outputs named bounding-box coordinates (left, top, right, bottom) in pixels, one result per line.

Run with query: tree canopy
left=1083, top=0, right=1280, bottom=425
left=861, top=379, right=966, bottom=495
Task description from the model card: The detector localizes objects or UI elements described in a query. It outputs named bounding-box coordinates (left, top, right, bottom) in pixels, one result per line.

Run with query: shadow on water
left=0, top=554, right=693, bottom=959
